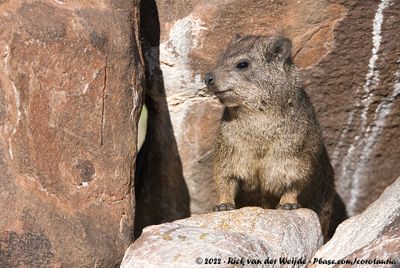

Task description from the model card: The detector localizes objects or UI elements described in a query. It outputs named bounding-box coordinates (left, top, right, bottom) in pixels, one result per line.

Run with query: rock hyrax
left=205, top=35, right=334, bottom=240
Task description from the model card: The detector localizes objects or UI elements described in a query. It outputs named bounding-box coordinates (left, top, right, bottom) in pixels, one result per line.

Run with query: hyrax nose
left=204, top=72, right=215, bottom=86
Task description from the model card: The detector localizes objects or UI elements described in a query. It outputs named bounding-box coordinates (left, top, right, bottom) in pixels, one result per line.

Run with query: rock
left=0, top=1, right=144, bottom=266
left=139, top=0, right=400, bottom=220
left=312, top=177, right=400, bottom=267
left=121, top=207, right=323, bottom=268
left=305, top=0, right=400, bottom=216
left=133, top=0, right=205, bottom=238
left=137, top=104, right=148, bottom=151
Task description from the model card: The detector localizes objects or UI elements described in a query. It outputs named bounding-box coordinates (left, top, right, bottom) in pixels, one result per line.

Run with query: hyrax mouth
left=215, top=89, right=232, bottom=95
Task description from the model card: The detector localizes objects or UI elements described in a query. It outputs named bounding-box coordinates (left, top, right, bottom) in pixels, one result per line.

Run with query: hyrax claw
left=213, top=203, right=236, bottom=212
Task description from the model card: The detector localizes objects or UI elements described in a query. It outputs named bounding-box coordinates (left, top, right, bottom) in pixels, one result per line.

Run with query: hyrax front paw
left=277, top=203, right=302, bottom=210
left=213, top=203, right=235, bottom=212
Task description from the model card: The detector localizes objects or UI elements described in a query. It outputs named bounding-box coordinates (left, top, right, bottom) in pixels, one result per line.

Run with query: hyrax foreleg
left=277, top=189, right=301, bottom=210
left=213, top=173, right=237, bottom=211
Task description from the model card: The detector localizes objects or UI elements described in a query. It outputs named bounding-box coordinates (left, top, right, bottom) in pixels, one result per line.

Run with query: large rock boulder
left=0, top=1, right=144, bottom=266
left=139, top=0, right=400, bottom=222
left=312, top=177, right=400, bottom=267
left=305, top=0, right=400, bottom=216
left=121, top=207, right=323, bottom=268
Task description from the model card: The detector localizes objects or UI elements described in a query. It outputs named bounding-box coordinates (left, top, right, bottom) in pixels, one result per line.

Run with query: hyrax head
left=205, top=35, right=298, bottom=110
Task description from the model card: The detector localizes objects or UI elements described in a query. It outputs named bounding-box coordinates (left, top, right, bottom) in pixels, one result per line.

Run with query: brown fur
left=205, top=35, right=335, bottom=240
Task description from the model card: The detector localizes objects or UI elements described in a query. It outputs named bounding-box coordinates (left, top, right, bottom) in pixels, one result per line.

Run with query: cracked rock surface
left=0, top=1, right=144, bottom=266
left=121, top=207, right=323, bottom=268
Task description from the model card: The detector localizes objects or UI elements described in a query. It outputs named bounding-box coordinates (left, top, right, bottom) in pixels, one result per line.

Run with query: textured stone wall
left=0, top=0, right=144, bottom=266
left=305, top=0, right=400, bottom=216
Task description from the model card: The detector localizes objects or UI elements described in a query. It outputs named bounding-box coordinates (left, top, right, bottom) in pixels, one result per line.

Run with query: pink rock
left=0, top=1, right=144, bottom=266
left=122, top=207, right=323, bottom=268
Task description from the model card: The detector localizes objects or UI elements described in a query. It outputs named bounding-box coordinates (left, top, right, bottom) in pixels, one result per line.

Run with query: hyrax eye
left=235, top=60, right=249, bottom=70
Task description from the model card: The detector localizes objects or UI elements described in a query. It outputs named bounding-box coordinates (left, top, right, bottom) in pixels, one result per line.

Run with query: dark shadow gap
left=133, top=0, right=190, bottom=239
left=328, top=192, right=348, bottom=239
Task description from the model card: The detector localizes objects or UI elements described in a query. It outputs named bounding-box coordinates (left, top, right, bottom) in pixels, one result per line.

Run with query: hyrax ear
left=265, top=37, right=292, bottom=64
left=231, top=33, right=243, bottom=43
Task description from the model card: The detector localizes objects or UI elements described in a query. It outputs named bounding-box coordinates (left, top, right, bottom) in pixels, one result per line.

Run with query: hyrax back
left=205, top=35, right=334, bottom=240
